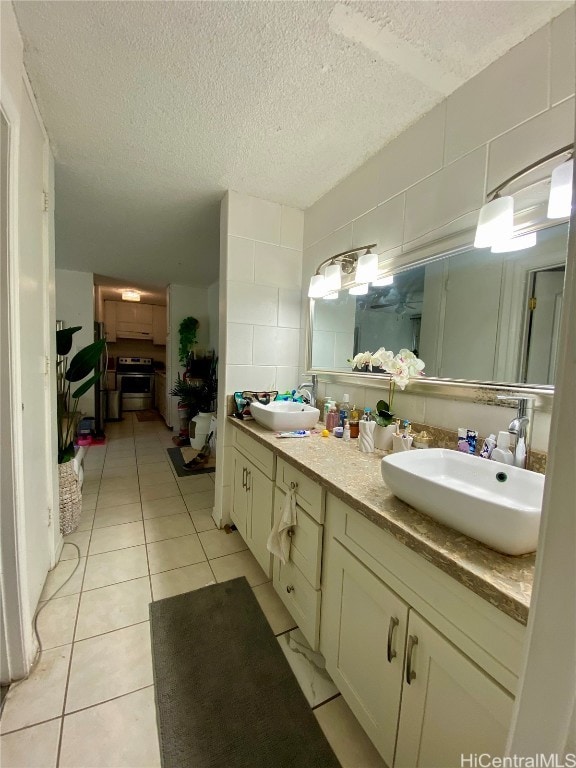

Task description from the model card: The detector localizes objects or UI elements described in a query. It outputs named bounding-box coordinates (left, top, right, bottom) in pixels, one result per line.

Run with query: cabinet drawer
left=276, top=458, right=324, bottom=523
left=233, top=429, right=275, bottom=480
left=274, top=558, right=321, bottom=650
left=274, top=489, right=322, bottom=589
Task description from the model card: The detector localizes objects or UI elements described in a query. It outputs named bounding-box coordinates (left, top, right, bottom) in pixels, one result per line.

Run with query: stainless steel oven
left=116, top=357, right=154, bottom=411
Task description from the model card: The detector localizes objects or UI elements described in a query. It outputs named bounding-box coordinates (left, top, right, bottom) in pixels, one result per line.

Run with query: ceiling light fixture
left=122, top=290, right=141, bottom=302
left=307, top=243, right=377, bottom=299
left=355, top=249, right=378, bottom=284
left=474, top=144, right=574, bottom=249
left=349, top=284, right=369, bottom=296
left=491, top=232, right=537, bottom=253
left=372, top=275, right=394, bottom=287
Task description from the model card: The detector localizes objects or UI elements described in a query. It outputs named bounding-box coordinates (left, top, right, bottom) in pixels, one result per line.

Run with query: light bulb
left=324, top=263, right=342, bottom=292
left=349, top=284, right=369, bottom=296
left=355, top=250, right=378, bottom=284
left=308, top=274, right=326, bottom=298
left=547, top=159, right=573, bottom=219
left=474, top=196, right=514, bottom=248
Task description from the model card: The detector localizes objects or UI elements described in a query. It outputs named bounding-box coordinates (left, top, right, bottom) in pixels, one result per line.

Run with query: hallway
left=0, top=415, right=382, bottom=767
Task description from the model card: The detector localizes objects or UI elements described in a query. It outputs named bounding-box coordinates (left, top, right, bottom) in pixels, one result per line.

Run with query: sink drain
left=495, top=471, right=508, bottom=483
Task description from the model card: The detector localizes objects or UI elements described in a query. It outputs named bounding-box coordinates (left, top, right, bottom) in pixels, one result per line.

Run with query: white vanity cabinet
left=230, top=431, right=275, bottom=579
left=321, top=494, right=521, bottom=767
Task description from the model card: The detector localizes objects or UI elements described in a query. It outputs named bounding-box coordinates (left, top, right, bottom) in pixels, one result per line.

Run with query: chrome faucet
left=297, top=374, right=318, bottom=408
left=497, top=395, right=535, bottom=469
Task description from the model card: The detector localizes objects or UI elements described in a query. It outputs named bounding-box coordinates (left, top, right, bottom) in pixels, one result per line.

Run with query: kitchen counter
left=228, top=417, right=534, bottom=624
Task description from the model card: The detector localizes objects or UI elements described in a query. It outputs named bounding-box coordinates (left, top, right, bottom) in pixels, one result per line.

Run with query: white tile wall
left=227, top=281, right=279, bottom=326
left=351, top=194, right=405, bottom=255
left=227, top=190, right=253, bottom=239
left=278, top=288, right=302, bottom=329
left=444, top=28, right=550, bottom=163
left=227, top=236, right=255, bottom=282
left=403, top=147, right=486, bottom=242
left=551, top=7, right=576, bottom=105
left=487, top=97, right=575, bottom=191
left=254, top=242, right=302, bottom=289
left=251, top=197, right=282, bottom=244
left=226, top=323, right=254, bottom=366
left=281, top=206, right=305, bottom=250
left=253, top=326, right=300, bottom=367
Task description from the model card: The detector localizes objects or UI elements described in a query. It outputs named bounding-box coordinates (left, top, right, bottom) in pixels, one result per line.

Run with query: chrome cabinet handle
left=406, top=635, right=418, bottom=685
left=387, top=616, right=399, bottom=663
left=287, top=528, right=295, bottom=538
left=242, top=467, right=247, bottom=489
left=246, top=470, right=251, bottom=492
left=286, top=585, right=294, bottom=594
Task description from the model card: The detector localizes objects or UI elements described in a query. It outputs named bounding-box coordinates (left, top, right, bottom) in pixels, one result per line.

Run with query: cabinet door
left=152, top=305, right=167, bottom=345
left=322, top=540, right=408, bottom=765
left=245, top=464, right=273, bottom=578
left=395, top=612, right=513, bottom=768
left=103, top=301, right=117, bottom=342
left=231, top=452, right=248, bottom=539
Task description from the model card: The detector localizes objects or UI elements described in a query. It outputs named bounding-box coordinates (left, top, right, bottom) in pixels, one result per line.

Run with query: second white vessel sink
left=381, top=448, right=543, bottom=555
left=250, top=400, right=320, bottom=432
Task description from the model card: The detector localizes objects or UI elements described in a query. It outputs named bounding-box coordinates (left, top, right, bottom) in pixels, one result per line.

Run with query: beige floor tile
left=147, top=534, right=206, bottom=574
left=0, top=718, right=61, bottom=768
left=100, top=466, right=139, bottom=480
left=41, top=557, right=86, bottom=600
left=75, top=577, right=151, bottom=640
left=104, top=447, right=135, bottom=458
left=139, top=469, right=175, bottom=487
left=144, top=513, right=195, bottom=543
left=60, top=687, right=160, bottom=768
left=96, top=489, right=140, bottom=509
left=66, top=622, right=153, bottom=713
left=60, top=530, right=91, bottom=560
left=136, top=454, right=169, bottom=465
left=89, top=521, right=145, bottom=555
left=93, top=502, right=142, bottom=529
left=142, top=496, right=187, bottom=519
left=83, top=468, right=103, bottom=481
left=176, top=474, right=214, bottom=493
left=139, top=481, right=180, bottom=502
left=199, top=528, right=247, bottom=559
left=183, top=489, right=215, bottom=512
left=76, top=508, right=95, bottom=532
left=0, top=646, right=71, bottom=734
left=98, top=476, right=140, bottom=493
left=253, top=582, right=296, bottom=635
left=81, top=492, right=98, bottom=511
left=36, top=593, right=80, bottom=649
left=83, top=545, right=148, bottom=591
left=189, top=507, right=217, bottom=533
left=81, top=479, right=100, bottom=494
left=103, top=456, right=137, bottom=468
left=151, top=561, right=215, bottom=600
left=314, top=695, right=386, bottom=768
left=209, top=549, right=269, bottom=587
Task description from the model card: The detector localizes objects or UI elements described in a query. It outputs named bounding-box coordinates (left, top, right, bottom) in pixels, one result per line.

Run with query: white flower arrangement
left=349, top=347, right=425, bottom=422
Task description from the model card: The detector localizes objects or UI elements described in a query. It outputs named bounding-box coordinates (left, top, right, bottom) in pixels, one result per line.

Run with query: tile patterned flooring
left=0, top=414, right=384, bottom=768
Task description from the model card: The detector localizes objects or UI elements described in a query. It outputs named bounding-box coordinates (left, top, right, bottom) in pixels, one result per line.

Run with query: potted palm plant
left=56, top=326, right=106, bottom=534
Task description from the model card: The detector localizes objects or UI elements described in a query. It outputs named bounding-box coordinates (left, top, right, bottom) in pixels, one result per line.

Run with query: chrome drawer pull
left=286, top=585, right=295, bottom=594
left=406, top=635, right=418, bottom=685
left=246, top=470, right=251, bottom=492
left=242, top=467, right=247, bottom=489
left=387, top=616, right=399, bottom=663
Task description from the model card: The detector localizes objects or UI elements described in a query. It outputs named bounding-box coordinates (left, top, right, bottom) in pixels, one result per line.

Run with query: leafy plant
left=169, top=356, right=218, bottom=417
left=178, top=317, right=199, bottom=366
left=374, top=399, right=394, bottom=427
left=56, top=326, right=106, bottom=463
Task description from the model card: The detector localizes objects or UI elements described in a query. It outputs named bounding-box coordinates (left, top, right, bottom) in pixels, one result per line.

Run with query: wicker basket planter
left=58, top=461, right=82, bottom=536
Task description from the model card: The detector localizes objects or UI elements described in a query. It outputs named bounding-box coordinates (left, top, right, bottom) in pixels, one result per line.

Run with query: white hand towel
left=267, top=487, right=297, bottom=565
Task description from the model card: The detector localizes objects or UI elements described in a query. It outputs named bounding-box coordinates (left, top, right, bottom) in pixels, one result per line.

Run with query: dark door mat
left=136, top=409, right=162, bottom=422
left=150, top=577, right=341, bottom=768
left=167, top=447, right=215, bottom=477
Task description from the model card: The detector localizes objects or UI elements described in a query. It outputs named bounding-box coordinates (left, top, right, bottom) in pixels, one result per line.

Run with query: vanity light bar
left=307, top=243, right=377, bottom=299
left=475, top=144, right=574, bottom=249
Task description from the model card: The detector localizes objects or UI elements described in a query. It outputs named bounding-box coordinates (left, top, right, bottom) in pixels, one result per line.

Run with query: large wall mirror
left=309, top=222, right=569, bottom=388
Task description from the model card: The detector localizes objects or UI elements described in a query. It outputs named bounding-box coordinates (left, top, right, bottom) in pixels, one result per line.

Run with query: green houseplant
left=56, top=326, right=105, bottom=534
left=178, top=316, right=199, bottom=367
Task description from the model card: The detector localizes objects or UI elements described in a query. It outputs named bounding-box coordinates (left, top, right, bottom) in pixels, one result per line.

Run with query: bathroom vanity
left=228, top=416, right=534, bottom=767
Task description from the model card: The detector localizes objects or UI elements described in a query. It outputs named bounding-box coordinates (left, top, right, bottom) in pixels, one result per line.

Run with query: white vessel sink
left=250, top=401, right=320, bottom=432
left=381, top=448, right=543, bottom=555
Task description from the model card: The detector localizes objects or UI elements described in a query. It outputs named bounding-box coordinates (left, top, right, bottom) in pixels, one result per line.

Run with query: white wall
left=1, top=1, right=57, bottom=678
left=167, top=283, right=210, bottom=428
left=207, top=279, right=219, bottom=355
left=55, top=268, right=95, bottom=416
left=302, top=8, right=575, bottom=452
left=213, top=191, right=304, bottom=525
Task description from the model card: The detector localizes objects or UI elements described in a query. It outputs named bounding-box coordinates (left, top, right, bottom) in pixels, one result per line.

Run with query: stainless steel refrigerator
left=94, top=321, right=108, bottom=436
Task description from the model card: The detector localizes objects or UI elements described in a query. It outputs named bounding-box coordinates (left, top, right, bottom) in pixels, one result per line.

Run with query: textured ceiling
left=14, top=0, right=571, bottom=287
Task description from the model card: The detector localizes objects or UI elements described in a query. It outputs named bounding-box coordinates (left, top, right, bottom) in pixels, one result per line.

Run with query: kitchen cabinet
left=321, top=495, right=517, bottom=767
left=103, top=300, right=166, bottom=342
left=155, top=374, right=167, bottom=421
left=231, top=448, right=274, bottom=578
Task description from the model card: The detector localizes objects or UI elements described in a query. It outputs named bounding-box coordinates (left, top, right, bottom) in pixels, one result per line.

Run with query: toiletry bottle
left=514, top=436, right=526, bottom=468
left=339, top=394, right=350, bottom=427
left=323, top=399, right=332, bottom=424
left=457, top=428, right=469, bottom=453
left=349, top=404, right=360, bottom=439
left=363, top=407, right=372, bottom=421
left=326, top=404, right=339, bottom=432
left=466, top=429, right=478, bottom=454
left=480, top=434, right=497, bottom=459
left=343, top=419, right=350, bottom=442
left=491, top=431, right=514, bottom=465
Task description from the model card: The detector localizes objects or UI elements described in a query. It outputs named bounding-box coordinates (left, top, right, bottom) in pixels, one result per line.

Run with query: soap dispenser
left=491, top=431, right=514, bottom=465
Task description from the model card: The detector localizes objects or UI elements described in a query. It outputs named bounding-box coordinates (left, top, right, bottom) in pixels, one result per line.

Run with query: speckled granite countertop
left=229, top=418, right=534, bottom=625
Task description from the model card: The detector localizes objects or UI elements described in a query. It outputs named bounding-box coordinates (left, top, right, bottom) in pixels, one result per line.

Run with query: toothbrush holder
left=392, top=433, right=413, bottom=452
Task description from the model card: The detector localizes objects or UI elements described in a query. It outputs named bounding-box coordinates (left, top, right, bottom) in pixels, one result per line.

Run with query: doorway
left=522, top=266, right=565, bottom=385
